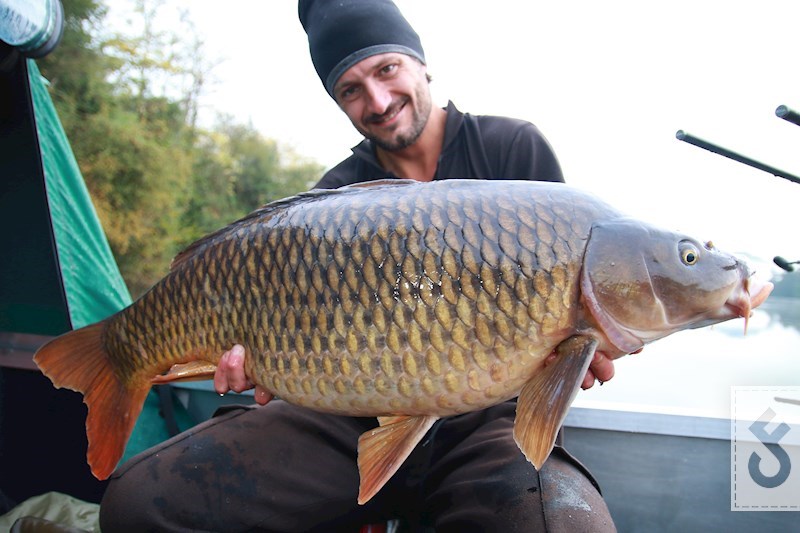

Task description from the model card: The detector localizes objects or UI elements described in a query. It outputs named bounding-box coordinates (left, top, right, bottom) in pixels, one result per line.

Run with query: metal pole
left=675, top=130, right=800, bottom=185
left=776, top=105, right=800, bottom=127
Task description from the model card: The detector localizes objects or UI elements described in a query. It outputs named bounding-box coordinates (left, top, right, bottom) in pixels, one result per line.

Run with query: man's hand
left=581, top=351, right=615, bottom=390
left=213, top=345, right=273, bottom=405
left=543, top=349, right=624, bottom=390
left=579, top=347, right=645, bottom=389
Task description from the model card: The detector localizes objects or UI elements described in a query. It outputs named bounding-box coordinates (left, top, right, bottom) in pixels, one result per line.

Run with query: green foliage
left=37, top=0, right=324, bottom=297
left=183, top=118, right=321, bottom=243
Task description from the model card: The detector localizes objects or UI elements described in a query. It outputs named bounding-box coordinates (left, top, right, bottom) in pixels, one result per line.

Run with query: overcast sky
left=108, top=0, right=800, bottom=276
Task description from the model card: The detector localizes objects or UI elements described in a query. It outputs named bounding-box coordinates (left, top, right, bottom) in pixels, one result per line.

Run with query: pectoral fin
left=357, top=415, right=438, bottom=505
left=514, top=335, right=598, bottom=470
left=151, top=361, right=218, bottom=384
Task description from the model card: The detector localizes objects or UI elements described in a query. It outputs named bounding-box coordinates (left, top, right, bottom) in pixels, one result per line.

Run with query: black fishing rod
left=678, top=107, right=800, bottom=274
left=776, top=105, right=800, bottom=127
left=774, top=256, right=800, bottom=272
left=675, top=130, right=800, bottom=185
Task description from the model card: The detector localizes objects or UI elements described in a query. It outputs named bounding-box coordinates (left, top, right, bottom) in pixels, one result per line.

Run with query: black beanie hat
left=299, top=0, right=426, bottom=97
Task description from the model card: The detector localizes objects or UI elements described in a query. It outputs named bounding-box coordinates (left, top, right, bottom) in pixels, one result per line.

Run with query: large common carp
left=34, top=179, right=772, bottom=504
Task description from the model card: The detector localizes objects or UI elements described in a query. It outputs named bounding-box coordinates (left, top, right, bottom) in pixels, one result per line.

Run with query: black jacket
left=314, top=101, right=564, bottom=189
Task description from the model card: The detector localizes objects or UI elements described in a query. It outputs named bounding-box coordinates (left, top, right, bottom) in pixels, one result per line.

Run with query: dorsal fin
left=342, top=178, right=420, bottom=189
left=169, top=189, right=339, bottom=271
left=169, top=180, right=420, bottom=271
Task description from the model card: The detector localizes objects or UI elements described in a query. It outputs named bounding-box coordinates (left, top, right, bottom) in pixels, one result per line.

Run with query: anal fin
left=357, top=415, right=438, bottom=505
left=514, top=335, right=598, bottom=470
left=151, top=361, right=218, bottom=384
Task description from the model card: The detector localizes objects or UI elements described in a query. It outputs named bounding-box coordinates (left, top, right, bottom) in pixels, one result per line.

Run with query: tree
left=183, top=117, right=322, bottom=244
left=38, top=0, right=323, bottom=297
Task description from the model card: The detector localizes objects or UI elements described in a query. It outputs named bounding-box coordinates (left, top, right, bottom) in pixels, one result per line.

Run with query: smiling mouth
left=367, top=99, right=407, bottom=126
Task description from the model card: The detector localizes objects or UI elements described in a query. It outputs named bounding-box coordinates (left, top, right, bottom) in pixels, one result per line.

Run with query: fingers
left=581, top=351, right=616, bottom=390
left=591, top=351, right=615, bottom=383
left=213, top=344, right=255, bottom=395
left=581, top=368, right=597, bottom=390
left=212, top=349, right=232, bottom=395
left=544, top=347, right=616, bottom=390
left=254, top=386, right=274, bottom=406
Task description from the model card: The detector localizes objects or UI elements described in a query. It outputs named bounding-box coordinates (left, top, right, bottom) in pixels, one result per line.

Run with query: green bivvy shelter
left=2, top=64, right=131, bottom=332
left=0, top=53, right=182, bottom=506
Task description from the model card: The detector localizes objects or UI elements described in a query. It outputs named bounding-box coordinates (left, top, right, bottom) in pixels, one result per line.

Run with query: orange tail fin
left=33, top=322, right=151, bottom=480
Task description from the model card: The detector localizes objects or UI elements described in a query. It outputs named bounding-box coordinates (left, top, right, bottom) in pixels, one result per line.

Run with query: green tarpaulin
left=28, top=59, right=194, bottom=464
left=2, top=37, right=193, bottom=516
left=19, top=60, right=188, bottom=470
left=28, top=59, right=132, bottom=328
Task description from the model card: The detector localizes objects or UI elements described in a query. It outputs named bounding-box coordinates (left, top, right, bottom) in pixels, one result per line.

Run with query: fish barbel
left=34, top=179, right=773, bottom=504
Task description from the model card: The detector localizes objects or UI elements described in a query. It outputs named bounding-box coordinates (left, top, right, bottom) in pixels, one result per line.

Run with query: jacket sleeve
left=507, top=122, right=565, bottom=183
left=480, top=118, right=565, bottom=183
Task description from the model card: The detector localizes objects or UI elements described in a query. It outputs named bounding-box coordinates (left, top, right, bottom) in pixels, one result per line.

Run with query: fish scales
left=102, top=182, right=604, bottom=413
left=33, top=179, right=774, bottom=498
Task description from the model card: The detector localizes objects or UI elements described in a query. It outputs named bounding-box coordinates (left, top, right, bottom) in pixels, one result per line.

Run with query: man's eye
left=380, top=64, right=397, bottom=75
left=339, top=86, right=358, bottom=100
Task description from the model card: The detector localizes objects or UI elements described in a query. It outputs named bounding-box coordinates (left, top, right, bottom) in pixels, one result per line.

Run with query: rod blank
left=675, top=130, right=800, bottom=185
left=774, top=256, right=799, bottom=272
left=776, top=105, right=800, bottom=127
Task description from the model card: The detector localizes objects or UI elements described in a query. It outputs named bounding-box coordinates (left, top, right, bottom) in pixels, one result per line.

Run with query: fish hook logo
left=731, top=387, right=800, bottom=511
left=748, top=407, right=792, bottom=488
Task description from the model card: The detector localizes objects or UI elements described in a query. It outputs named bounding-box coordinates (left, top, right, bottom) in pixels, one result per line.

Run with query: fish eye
left=679, top=243, right=700, bottom=265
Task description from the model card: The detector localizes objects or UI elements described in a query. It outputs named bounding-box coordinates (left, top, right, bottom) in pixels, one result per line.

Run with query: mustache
left=365, top=98, right=408, bottom=124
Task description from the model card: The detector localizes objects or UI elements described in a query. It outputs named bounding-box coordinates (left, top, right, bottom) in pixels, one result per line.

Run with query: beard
left=362, top=85, right=432, bottom=152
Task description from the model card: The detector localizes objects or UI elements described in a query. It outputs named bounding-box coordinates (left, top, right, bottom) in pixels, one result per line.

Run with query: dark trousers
left=99, top=400, right=615, bottom=532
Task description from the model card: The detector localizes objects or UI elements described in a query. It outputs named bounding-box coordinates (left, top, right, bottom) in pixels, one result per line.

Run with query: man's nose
left=363, top=81, right=392, bottom=115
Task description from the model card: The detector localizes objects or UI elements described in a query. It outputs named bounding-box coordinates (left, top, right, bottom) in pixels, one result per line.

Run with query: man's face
left=333, top=53, right=432, bottom=152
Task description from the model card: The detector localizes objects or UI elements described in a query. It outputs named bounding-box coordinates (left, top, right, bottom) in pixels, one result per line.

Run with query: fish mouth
left=723, top=275, right=774, bottom=333
left=689, top=273, right=774, bottom=333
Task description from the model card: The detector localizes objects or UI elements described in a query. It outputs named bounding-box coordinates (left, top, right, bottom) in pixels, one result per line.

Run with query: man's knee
left=539, top=448, right=616, bottom=533
left=99, top=471, right=153, bottom=531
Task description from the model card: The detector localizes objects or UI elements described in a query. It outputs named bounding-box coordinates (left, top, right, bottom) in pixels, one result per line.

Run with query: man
left=100, top=1, right=617, bottom=531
